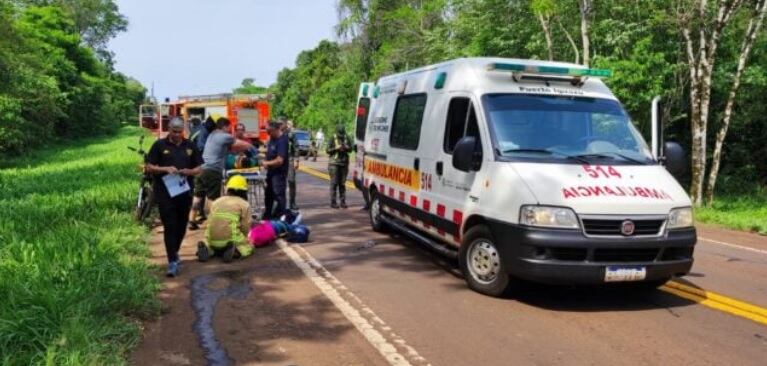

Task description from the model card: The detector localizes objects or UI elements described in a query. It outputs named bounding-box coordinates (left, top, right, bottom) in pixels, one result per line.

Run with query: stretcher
left=224, top=167, right=265, bottom=219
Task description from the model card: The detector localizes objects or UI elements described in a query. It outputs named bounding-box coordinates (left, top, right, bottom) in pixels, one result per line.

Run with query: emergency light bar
left=486, top=63, right=612, bottom=78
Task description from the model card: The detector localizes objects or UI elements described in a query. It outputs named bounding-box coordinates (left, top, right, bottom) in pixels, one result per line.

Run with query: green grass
left=0, top=127, right=160, bottom=365
left=695, top=189, right=767, bottom=235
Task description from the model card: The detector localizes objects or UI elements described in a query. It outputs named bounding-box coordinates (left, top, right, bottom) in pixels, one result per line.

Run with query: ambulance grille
left=593, top=248, right=659, bottom=262
left=581, top=218, right=665, bottom=237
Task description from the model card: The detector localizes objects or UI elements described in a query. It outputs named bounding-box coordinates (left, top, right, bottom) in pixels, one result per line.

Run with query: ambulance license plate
left=604, top=266, right=646, bottom=282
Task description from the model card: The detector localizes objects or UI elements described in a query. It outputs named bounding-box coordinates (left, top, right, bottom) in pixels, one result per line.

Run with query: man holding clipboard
left=146, top=118, right=203, bottom=277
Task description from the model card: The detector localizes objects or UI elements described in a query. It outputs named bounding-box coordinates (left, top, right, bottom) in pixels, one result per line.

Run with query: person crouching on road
left=327, top=123, right=353, bottom=209
left=196, top=175, right=253, bottom=262
left=261, top=121, right=290, bottom=219
left=145, top=118, right=203, bottom=277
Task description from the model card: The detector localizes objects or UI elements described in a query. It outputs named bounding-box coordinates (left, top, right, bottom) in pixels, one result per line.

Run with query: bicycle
left=128, top=135, right=155, bottom=225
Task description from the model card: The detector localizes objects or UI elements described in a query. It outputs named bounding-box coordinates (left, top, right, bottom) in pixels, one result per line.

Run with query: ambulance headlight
left=520, top=206, right=580, bottom=229
left=667, top=207, right=694, bottom=228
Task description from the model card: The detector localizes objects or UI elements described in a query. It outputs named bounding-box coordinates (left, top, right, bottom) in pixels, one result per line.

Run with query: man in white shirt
left=315, top=129, right=325, bottom=151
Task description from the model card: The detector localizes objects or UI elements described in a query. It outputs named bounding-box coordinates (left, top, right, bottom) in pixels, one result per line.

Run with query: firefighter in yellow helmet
left=196, top=175, right=254, bottom=262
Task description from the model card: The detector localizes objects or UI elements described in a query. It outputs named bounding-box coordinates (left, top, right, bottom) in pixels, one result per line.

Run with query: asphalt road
left=132, top=158, right=767, bottom=366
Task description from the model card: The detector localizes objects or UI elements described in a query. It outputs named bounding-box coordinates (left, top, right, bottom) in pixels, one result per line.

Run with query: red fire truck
left=139, top=93, right=271, bottom=141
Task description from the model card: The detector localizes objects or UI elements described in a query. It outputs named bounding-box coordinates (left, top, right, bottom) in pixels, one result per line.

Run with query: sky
left=109, top=0, right=339, bottom=101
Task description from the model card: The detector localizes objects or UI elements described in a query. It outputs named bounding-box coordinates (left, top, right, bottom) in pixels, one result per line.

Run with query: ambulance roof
left=375, top=57, right=618, bottom=101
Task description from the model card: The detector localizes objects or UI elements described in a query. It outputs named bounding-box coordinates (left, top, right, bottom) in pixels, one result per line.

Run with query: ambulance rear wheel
left=369, top=191, right=388, bottom=233
left=460, top=225, right=510, bottom=297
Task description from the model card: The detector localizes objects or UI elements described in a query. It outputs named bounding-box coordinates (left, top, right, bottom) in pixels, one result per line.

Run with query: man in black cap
left=145, top=118, right=203, bottom=277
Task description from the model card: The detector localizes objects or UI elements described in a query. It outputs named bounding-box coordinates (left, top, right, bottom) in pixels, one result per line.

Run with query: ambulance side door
left=432, top=94, right=483, bottom=244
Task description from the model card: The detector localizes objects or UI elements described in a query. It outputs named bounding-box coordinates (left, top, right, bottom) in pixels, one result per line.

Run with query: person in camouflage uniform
left=326, top=124, right=353, bottom=208
left=307, top=130, right=318, bottom=162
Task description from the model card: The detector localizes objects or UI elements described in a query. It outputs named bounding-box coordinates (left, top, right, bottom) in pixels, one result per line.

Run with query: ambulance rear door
left=353, top=82, right=374, bottom=189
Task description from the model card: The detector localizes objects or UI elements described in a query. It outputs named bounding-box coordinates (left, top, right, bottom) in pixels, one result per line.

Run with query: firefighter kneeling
left=196, top=175, right=253, bottom=262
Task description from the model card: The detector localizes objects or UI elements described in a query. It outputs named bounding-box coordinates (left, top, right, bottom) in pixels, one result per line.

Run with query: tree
left=233, top=78, right=268, bottom=94
left=705, top=0, right=767, bottom=204
left=18, top=0, right=128, bottom=51
left=578, top=0, right=593, bottom=66
left=0, top=3, right=144, bottom=157
left=532, top=0, right=556, bottom=60
left=300, top=71, right=357, bottom=132
left=676, top=0, right=765, bottom=205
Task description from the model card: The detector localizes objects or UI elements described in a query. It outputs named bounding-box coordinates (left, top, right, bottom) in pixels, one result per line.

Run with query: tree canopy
left=0, top=0, right=144, bottom=158
left=269, top=0, right=767, bottom=202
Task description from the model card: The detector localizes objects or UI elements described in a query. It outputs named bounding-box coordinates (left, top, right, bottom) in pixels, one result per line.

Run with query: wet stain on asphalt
left=191, top=271, right=252, bottom=366
left=357, top=239, right=378, bottom=250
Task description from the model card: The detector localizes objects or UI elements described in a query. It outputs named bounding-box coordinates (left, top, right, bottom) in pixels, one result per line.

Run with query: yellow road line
left=298, top=165, right=356, bottom=189
left=661, top=281, right=767, bottom=325
left=300, top=166, right=767, bottom=326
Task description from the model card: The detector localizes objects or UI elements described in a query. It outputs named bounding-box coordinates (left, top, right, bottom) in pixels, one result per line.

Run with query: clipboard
left=162, top=174, right=190, bottom=198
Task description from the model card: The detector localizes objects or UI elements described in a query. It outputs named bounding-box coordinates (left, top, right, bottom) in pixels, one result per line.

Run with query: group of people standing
left=145, top=115, right=354, bottom=277
left=146, top=116, right=254, bottom=277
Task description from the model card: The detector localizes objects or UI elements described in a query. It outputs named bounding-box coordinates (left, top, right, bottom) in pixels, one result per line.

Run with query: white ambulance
left=353, top=57, right=696, bottom=296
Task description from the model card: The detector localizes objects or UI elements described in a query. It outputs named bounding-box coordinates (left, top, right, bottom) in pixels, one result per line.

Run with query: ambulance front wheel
left=460, top=225, right=511, bottom=297
left=369, top=191, right=388, bottom=233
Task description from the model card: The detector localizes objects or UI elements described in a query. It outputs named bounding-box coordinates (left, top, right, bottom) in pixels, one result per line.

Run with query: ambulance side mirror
left=663, top=141, right=687, bottom=182
left=453, top=136, right=481, bottom=172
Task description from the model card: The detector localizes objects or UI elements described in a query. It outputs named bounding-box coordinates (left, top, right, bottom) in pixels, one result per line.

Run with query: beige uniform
left=204, top=195, right=253, bottom=257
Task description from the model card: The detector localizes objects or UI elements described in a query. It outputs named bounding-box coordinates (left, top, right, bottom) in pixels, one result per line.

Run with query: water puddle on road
left=190, top=271, right=252, bottom=366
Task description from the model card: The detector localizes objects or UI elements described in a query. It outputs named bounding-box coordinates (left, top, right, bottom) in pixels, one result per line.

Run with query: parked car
left=293, top=129, right=311, bottom=156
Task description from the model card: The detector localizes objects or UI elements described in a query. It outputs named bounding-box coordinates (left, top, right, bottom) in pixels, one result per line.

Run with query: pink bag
left=248, top=221, right=276, bottom=247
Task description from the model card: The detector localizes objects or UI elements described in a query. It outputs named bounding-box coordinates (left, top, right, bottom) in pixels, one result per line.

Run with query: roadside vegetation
left=0, top=1, right=145, bottom=160
left=696, top=187, right=767, bottom=234
left=0, top=127, right=159, bottom=365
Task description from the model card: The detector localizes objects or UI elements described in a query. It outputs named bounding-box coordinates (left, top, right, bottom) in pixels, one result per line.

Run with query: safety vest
left=205, top=211, right=253, bottom=257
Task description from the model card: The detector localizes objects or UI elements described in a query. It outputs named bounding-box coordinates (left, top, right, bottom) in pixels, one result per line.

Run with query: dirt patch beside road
left=131, top=174, right=385, bottom=365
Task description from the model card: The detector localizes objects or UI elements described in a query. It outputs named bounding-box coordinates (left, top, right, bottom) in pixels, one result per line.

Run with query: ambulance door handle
left=414, top=158, right=420, bottom=171
left=436, top=161, right=443, bottom=176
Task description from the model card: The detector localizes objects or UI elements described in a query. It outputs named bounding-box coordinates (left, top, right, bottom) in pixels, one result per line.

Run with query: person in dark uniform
left=145, top=118, right=203, bottom=277
left=326, top=124, right=353, bottom=209
left=284, top=119, right=300, bottom=210
left=262, top=121, right=290, bottom=219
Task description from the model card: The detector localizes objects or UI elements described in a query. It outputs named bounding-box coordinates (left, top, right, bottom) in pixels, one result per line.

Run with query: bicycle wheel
left=135, top=185, right=154, bottom=224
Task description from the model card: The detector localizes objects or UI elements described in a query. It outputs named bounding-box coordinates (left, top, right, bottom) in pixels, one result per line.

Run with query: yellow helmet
left=226, top=175, right=247, bottom=191
left=211, top=113, right=222, bottom=122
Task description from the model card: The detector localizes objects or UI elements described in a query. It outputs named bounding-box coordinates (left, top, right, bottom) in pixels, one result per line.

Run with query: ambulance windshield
left=483, top=94, right=653, bottom=164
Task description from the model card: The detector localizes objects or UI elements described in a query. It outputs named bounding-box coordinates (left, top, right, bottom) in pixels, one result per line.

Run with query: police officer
left=146, top=118, right=203, bottom=277
left=262, top=121, right=290, bottom=219
left=282, top=118, right=300, bottom=210
left=326, top=124, right=353, bottom=209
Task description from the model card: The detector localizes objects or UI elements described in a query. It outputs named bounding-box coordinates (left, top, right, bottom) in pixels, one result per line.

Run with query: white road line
left=276, top=240, right=429, bottom=366
left=699, top=236, right=767, bottom=255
